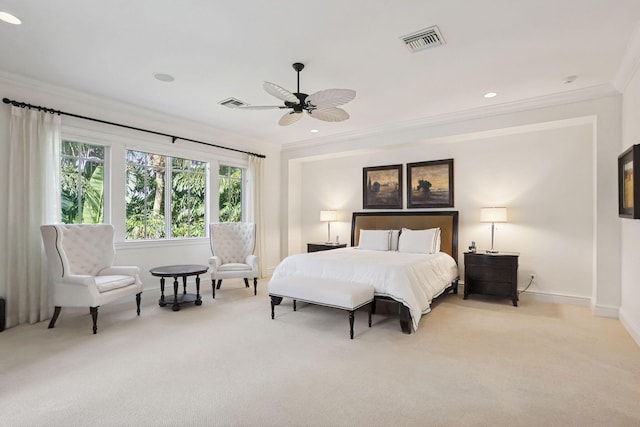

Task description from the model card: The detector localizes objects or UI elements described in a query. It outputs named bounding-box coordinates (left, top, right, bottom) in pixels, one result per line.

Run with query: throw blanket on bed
left=270, top=248, right=459, bottom=331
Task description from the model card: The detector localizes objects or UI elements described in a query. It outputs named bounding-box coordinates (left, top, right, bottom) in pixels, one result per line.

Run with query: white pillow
left=390, top=229, right=400, bottom=251
left=398, top=227, right=441, bottom=254
left=358, top=229, right=391, bottom=251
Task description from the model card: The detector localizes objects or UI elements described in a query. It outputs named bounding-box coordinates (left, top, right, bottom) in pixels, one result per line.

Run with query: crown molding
left=0, top=70, right=278, bottom=155
left=613, top=22, right=640, bottom=92
left=282, top=84, right=619, bottom=153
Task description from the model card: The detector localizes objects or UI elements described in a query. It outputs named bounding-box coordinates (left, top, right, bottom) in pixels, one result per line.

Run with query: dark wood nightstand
left=307, top=242, right=347, bottom=253
left=463, top=252, right=519, bottom=306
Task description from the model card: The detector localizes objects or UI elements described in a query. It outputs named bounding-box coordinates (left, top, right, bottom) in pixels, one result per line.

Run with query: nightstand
left=463, top=252, right=519, bottom=306
left=307, top=242, right=347, bottom=253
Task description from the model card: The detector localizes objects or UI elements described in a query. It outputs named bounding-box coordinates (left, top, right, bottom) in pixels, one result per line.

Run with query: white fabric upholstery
left=268, top=277, right=374, bottom=310
left=208, top=222, right=259, bottom=294
left=40, top=224, right=143, bottom=332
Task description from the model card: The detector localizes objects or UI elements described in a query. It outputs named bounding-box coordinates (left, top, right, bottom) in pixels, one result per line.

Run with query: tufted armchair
left=208, top=222, right=259, bottom=298
left=40, top=224, right=143, bottom=334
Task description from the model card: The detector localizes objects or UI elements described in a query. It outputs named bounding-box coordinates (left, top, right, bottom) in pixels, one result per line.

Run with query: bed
left=270, top=211, right=459, bottom=334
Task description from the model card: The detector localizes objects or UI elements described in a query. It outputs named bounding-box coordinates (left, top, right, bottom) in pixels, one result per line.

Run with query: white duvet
left=269, top=248, right=459, bottom=331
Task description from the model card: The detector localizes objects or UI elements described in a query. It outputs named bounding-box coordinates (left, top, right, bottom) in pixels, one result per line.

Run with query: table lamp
left=320, top=210, right=337, bottom=243
left=480, top=207, right=507, bottom=253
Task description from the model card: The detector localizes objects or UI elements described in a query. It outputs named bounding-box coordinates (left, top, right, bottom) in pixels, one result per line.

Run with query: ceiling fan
left=240, top=63, right=356, bottom=126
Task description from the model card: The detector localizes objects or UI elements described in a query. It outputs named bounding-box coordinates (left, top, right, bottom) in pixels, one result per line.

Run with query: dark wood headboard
left=350, top=211, right=459, bottom=264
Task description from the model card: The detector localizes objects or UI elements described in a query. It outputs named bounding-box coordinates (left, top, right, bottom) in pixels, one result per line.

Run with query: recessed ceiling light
left=310, top=129, right=319, bottom=133
left=0, top=11, right=21, bottom=25
left=484, top=92, right=497, bottom=98
left=564, top=75, right=578, bottom=84
left=153, top=73, right=174, bottom=82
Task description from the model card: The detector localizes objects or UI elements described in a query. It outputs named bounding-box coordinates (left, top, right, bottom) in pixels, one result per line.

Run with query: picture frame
left=406, top=159, right=454, bottom=208
left=618, top=144, right=640, bottom=219
left=363, top=164, right=403, bottom=209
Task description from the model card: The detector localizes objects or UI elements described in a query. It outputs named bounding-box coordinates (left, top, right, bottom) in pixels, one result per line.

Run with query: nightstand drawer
left=466, top=266, right=514, bottom=283
left=465, top=255, right=517, bottom=268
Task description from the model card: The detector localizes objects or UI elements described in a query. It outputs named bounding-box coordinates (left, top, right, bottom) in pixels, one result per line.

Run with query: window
left=126, top=150, right=207, bottom=240
left=219, top=164, right=243, bottom=222
left=60, top=140, right=105, bottom=224
left=171, top=157, right=207, bottom=238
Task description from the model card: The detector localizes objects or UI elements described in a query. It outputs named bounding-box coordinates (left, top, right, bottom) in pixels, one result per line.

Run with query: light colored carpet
left=1, top=280, right=639, bottom=427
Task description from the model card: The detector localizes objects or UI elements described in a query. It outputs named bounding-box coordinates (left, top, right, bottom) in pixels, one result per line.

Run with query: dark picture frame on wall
left=406, top=159, right=454, bottom=208
left=363, top=164, right=403, bottom=209
left=618, top=144, right=640, bottom=219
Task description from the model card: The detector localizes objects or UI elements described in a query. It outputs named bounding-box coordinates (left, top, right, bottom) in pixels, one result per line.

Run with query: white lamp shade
left=480, top=207, right=507, bottom=223
left=320, top=210, right=337, bottom=222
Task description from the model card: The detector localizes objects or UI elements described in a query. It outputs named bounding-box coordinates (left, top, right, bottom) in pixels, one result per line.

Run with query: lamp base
left=486, top=249, right=499, bottom=254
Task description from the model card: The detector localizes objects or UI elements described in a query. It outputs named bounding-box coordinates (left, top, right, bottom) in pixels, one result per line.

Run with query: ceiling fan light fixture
left=241, top=62, right=356, bottom=126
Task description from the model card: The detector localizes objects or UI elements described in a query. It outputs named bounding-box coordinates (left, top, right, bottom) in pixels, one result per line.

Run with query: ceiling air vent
left=401, top=26, right=445, bottom=53
left=219, top=97, right=248, bottom=108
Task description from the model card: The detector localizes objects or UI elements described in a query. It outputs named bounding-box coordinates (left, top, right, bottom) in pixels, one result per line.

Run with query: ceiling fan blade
left=238, top=105, right=285, bottom=110
left=278, top=111, right=303, bottom=126
left=263, top=82, right=298, bottom=103
left=307, top=89, right=356, bottom=109
left=308, top=107, right=350, bottom=122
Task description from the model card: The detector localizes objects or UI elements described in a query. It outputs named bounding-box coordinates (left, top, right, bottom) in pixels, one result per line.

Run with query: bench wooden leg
left=368, top=302, right=372, bottom=327
left=349, top=310, right=355, bottom=339
left=270, top=296, right=283, bottom=319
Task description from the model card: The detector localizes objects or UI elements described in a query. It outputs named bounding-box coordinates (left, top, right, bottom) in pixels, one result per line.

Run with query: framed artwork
left=618, top=144, right=640, bottom=219
left=363, top=164, right=403, bottom=209
left=406, top=159, right=454, bottom=208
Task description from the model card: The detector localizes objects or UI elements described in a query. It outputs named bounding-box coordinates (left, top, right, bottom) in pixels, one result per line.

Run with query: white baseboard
left=619, top=308, right=640, bottom=347
left=591, top=303, right=620, bottom=319
left=519, top=290, right=591, bottom=307
left=458, top=283, right=592, bottom=307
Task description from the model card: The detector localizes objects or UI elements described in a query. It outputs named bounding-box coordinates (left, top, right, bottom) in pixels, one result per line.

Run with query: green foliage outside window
left=125, top=150, right=206, bottom=240
left=60, top=140, right=104, bottom=224
left=219, top=165, right=242, bottom=222
left=171, top=157, right=206, bottom=238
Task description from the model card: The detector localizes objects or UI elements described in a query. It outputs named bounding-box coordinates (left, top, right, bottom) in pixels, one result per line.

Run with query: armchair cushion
left=95, top=275, right=137, bottom=293
left=218, top=263, right=253, bottom=272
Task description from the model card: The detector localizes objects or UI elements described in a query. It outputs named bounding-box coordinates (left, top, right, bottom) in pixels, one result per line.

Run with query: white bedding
left=269, top=248, right=459, bottom=331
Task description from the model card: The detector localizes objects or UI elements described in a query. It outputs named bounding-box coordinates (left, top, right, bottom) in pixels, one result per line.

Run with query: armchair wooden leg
left=211, top=280, right=216, bottom=299
left=48, top=306, right=61, bottom=329
left=253, top=277, right=258, bottom=295
left=216, top=279, right=222, bottom=290
left=136, top=293, right=141, bottom=315
left=243, top=278, right=250, bottom=288
left=90, top=306, right=99, bottom=334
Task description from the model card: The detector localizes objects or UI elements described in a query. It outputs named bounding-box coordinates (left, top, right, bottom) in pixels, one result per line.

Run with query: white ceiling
left=1, top=1, right=639, bottom=147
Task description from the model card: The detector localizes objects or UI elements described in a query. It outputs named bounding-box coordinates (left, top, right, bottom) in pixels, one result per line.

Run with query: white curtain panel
left=247, top=156, right=265, bottom=278
left=5, top=107, right=61, bottom=327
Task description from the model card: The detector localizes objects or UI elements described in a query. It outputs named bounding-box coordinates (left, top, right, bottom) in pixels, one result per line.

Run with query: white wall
left=298, top=123, right=594, bottom=299
left=620, top=60, right=640, bottom=345
left=282, top=94, right=622, bottom=313
left=0, top=72, right=282, bottom=304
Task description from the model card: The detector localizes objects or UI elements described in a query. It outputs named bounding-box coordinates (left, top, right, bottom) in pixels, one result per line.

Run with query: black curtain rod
left=2, top=97, right=266, bottom=159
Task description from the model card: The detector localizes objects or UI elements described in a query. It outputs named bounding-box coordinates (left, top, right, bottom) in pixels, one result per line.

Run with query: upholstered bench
left=268, top=277, right=374, bottom=339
